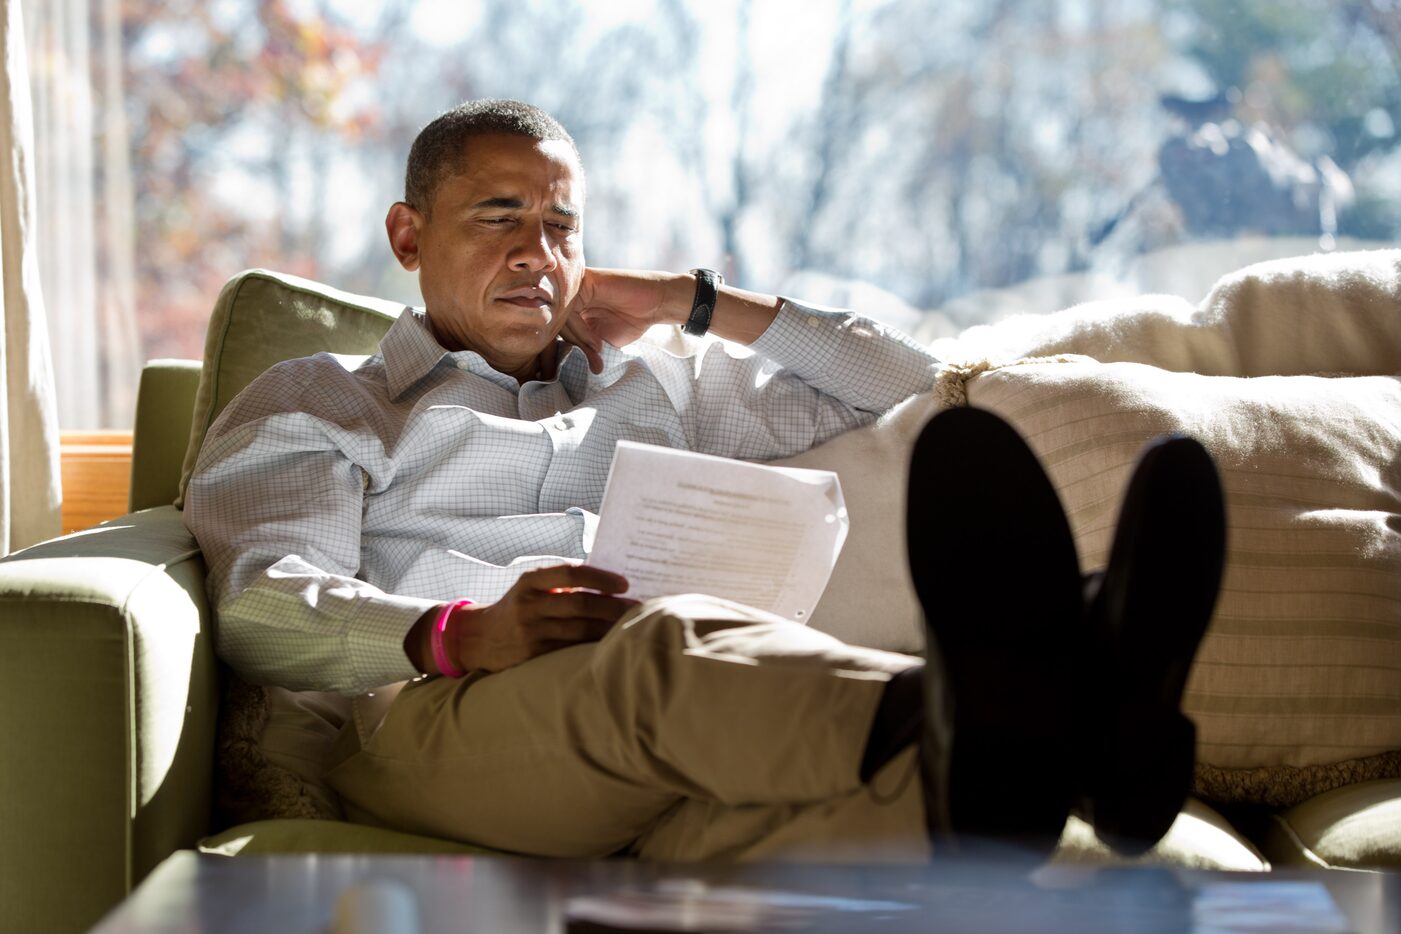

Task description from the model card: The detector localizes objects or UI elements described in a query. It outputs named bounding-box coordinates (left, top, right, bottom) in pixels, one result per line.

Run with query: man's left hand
left=562, top=268, right=688, bottom=374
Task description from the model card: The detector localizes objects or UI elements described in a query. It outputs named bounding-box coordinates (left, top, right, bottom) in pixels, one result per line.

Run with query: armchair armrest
left=0, top=505, right=216, bottom=933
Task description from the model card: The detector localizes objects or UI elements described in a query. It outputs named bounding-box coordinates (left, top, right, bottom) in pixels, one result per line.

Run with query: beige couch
left=2, top=262, right=1398, bottom=933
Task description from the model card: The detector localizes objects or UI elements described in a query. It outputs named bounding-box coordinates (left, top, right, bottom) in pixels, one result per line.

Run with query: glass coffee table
left=93, top=850, right=1398, bottom=933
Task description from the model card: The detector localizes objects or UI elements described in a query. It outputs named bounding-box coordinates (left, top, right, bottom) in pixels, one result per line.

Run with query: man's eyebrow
left=468, top=197, right=578, bottom=219
left=471, top=197, right=525, bottom=211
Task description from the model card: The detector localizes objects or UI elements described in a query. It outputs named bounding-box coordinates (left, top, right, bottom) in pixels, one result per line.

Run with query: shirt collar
left=381, top=308, right=614, bottom=399
left=382, top=309, right=453, bottom=399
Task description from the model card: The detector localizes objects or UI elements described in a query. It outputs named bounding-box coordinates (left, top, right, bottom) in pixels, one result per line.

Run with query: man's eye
left=550, top=222, right=577, bottom=233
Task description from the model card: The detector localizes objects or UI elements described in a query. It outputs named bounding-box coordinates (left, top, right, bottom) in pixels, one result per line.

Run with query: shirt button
left=806, top=317, right=820, bottom=328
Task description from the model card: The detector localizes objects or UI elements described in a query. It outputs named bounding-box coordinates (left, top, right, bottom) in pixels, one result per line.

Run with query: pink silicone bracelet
left=432, top=599, right=474, bottom=679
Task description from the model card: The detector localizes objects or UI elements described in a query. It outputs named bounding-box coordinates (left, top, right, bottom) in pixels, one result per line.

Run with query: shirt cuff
left=346, top=592, right=442, bottom=687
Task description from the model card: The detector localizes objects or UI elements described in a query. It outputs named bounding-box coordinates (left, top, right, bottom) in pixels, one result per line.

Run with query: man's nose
left=508, top=222, right=558, bottom=273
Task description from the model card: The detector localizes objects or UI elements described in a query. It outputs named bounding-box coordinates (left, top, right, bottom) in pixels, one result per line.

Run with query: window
left=28, top=0, right=1401, bottom=429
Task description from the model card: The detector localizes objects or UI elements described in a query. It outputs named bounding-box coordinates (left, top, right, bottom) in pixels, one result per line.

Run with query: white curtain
left=0, top=0, right=59, bottom=555
left=23, top=0, right=138, bottom=431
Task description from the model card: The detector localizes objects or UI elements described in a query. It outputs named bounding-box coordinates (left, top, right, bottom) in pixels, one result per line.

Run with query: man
left=184, top=99, right=1224, bottom=863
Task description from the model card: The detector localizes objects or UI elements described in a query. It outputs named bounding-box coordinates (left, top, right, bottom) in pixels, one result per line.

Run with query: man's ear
left=386, top=202, right=424, bottom=271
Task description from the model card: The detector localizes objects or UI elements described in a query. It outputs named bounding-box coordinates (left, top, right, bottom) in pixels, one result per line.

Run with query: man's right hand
left=408, top=565, right=637, bottom=676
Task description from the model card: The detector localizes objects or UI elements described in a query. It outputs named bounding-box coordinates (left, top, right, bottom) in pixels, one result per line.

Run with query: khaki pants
left=327, top=594, right=928, bottom=863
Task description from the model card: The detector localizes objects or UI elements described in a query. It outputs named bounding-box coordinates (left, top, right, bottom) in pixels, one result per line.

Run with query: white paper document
left=587, top=441, right=848, bottom=622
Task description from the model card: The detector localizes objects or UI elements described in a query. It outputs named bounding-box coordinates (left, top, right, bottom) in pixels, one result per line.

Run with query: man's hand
left=561, top=268, right=690, bottom=374
left=561, top=267, right=782, bottom=374
left=435, top=564, right=636, bottom=674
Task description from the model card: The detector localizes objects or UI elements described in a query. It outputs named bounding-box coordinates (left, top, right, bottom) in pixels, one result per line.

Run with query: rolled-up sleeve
left=668, top=299, right=941, bottom=461
left=749, top=299, right=942, bottom=413
left=185, top=393, right=436, bottom=695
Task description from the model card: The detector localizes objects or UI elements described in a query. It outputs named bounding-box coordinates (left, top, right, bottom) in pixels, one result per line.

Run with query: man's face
left=390, top=133, right=585, bottom=371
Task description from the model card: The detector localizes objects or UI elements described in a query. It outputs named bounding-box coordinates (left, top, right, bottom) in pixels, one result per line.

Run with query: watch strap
left=683, top=268, right=723, bottom=336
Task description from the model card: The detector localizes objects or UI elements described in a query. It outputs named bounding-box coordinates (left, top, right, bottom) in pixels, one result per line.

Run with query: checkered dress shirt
left=183, top=299, right=940, bottom=694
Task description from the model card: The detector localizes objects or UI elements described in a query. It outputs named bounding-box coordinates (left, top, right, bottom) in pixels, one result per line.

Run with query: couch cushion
left=1053, top=799, right=1267, bottom=871
left=175, top=269, right=404, bottom=508
left=1263, top=779, right=1401, bottom=870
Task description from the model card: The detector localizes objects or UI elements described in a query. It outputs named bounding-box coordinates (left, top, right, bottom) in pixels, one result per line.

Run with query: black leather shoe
left=906, top=407, right=1085, bottom=860
left=1081, top=434, right=1226, bottom=855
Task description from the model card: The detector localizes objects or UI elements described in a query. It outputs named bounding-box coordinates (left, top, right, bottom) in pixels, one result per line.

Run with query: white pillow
left=769, top=389, right=942, bottom=655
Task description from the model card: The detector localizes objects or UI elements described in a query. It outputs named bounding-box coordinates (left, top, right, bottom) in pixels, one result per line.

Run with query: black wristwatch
left=683, top=268, right=724, bottom=336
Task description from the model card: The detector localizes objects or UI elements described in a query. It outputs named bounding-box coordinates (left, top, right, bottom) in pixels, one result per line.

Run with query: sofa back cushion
left=175, top=269, right=405, bottom=507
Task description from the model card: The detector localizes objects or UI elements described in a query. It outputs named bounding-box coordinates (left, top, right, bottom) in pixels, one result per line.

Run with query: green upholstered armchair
left=0, top=270, right=406, bottom=933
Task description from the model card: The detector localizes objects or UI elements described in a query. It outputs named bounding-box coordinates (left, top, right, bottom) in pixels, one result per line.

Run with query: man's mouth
left=496, top=286, right=553, bottom=309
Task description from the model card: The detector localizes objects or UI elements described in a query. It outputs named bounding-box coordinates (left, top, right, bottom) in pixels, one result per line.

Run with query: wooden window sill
left=60, top=430, right=133, bottom=534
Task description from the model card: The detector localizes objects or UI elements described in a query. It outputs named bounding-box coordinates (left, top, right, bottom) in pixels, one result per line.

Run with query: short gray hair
left=404, top=99, right=579, bottom=215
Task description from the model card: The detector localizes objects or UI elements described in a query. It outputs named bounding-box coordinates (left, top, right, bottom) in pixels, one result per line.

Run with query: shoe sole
left=907, top=407, right=1084, bottom=858
left=1086, top=435, right=1226, bottom=855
